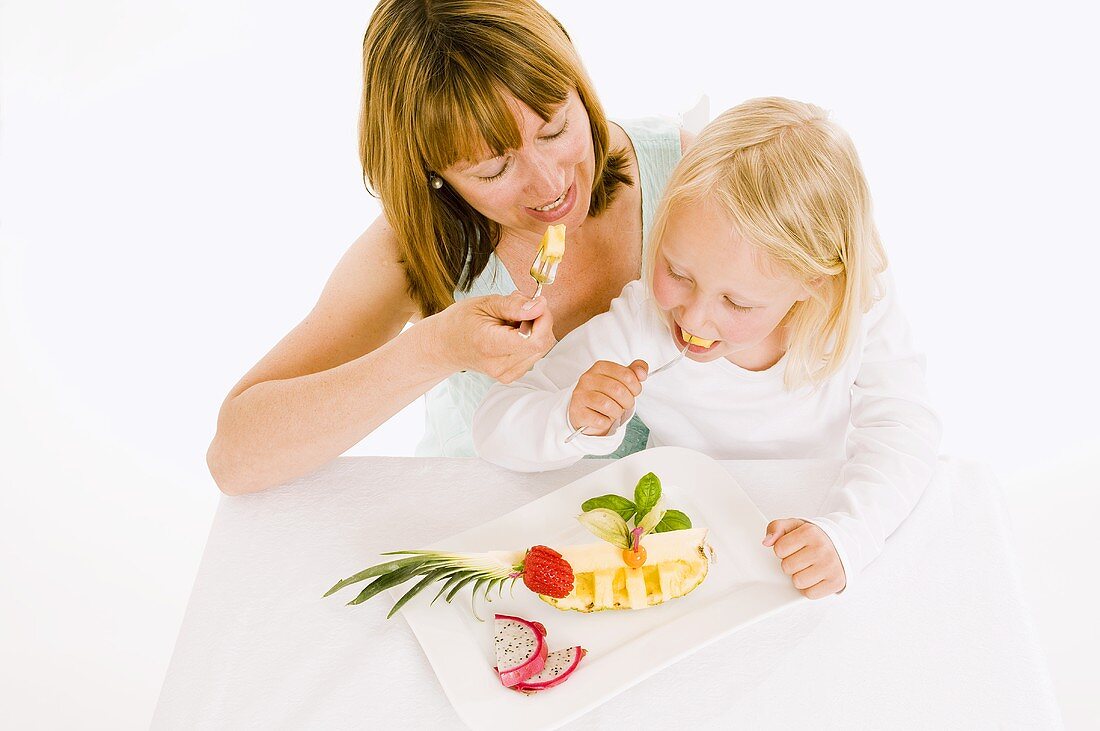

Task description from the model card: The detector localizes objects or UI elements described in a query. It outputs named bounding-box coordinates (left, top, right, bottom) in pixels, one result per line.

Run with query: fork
left=563, top=343, right=690, bottom=443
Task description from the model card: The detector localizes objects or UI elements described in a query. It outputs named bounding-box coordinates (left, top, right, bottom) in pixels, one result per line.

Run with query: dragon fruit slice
left=493, top=614, right=548, bottom=687
left=512, top=646, right=586, bottom=692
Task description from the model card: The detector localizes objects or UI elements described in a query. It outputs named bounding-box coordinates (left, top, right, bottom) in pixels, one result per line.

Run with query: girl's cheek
left=650, top=275, right=676, bottom=311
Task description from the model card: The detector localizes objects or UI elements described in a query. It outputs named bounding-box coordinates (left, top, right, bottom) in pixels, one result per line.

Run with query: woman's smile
left=524, top=181, right=577, bottom=223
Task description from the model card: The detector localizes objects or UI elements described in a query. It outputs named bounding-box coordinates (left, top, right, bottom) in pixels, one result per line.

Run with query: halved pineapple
left=539, top=528, right=709, bottom=612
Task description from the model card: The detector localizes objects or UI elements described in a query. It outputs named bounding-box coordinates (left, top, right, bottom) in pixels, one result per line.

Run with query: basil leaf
left=633, top=472, right=662, bottom=522
left=653, top=509, right=692, bottom=533
left=581, top=494, right=636, bottom=522
left=636, top=497, right=666, bottom=536
left=577, top=508, right=632, bottom=550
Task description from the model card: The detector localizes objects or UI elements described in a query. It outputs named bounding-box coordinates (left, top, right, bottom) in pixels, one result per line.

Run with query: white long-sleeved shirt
left=472, top=278, right=942, bottom=588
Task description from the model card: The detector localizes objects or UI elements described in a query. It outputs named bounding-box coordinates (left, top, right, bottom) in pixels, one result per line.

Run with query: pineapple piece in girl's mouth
left=679, top=326, right=716, bottom=348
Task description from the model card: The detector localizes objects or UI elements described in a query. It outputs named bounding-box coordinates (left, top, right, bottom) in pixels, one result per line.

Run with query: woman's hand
left=436, top=292, right=556, bottom=382
left=763, top=519, right=846, bottom=599
left=567, top=359, right=649, bottom=437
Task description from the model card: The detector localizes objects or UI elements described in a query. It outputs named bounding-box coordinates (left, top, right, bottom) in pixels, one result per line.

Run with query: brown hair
left=359, top=0, right=632, bottom=316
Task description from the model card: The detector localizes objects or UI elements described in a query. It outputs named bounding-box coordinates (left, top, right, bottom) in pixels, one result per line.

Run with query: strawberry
left=519, top=545, right=575, bottom=599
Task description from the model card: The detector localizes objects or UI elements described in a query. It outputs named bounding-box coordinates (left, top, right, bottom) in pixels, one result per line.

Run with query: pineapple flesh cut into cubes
left=539, top=528, right=709, bottom=612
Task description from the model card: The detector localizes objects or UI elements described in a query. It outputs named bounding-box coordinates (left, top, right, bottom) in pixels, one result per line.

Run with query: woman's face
left=439, top=89, right=594, bottom=242
left=651, top=199, right=811, bottom=366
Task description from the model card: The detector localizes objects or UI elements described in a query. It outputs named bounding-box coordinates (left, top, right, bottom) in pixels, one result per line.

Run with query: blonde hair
left=645, top=97, right=887, bottom=389
left=359, top=0, right=632, bottom=316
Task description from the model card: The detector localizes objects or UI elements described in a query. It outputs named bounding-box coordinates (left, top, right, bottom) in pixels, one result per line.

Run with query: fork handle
left=516, top=283, right=545, bottom=338
left=564, top=425, right=588, bottom=443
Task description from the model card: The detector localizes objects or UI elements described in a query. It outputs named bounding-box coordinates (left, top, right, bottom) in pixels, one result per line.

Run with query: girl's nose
left=679, top=296, right=714, bottom=334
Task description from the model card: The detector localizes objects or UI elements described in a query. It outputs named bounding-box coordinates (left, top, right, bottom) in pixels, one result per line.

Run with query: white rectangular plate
left=390, top=446, right=805, bottom=730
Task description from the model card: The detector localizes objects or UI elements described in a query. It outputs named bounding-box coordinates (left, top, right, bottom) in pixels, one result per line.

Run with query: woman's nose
left=523, top=151, right=564, bottom=201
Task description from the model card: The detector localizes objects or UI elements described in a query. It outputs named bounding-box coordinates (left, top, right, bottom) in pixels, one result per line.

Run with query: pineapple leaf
left=431, top=570, right=473, bottom=605
left=445, top=574, right=480, bottom=603
left=324, top=555, right=430, bottom=597
left=346, top=563, right=425, bottom=606
left=470, top=577, right=490, bottom=621
left=388, top=567, right=452, bottom=618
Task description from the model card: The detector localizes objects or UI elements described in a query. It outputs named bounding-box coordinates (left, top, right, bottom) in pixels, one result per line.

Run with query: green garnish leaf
left=577, top=508, right=632, bottom=549
left=636, top=497, right=667, bottom=536
left=633, top=472, right=662, bottom=522
left=388, top=567, right=451, bottom=618
left=653, top=509, right=692, bottom=533
left=581, top=494, right=637, bottom=522
left=324, top=555, right=429, bottom=597
left=347, top=562, right=425, bottom=605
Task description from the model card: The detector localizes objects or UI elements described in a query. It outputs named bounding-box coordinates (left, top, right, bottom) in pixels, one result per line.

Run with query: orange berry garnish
left=622, top=545, right=647, bottom=568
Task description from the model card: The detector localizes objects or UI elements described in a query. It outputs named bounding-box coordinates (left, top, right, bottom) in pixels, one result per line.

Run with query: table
left=152, top=457, right=1061, bottom=729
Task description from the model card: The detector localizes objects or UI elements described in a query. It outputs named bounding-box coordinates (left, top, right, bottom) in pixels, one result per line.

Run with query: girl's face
left=651, top=200, right=811, bottom=366
left=440, top=89, right=594, bottom=243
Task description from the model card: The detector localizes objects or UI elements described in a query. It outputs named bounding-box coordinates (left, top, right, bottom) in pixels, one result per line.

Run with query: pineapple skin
left=538, top=528, right=709, bottom=613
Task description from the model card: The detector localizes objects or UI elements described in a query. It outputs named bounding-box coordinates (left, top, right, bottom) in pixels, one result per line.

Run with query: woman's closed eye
left=475, top=120, right=568, bottom=182
left=477, top=157, right=512, bottom=182
left=541, top=120, right=569, bottom=141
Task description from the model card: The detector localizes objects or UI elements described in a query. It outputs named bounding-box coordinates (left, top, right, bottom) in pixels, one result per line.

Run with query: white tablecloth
left=153, top=457, right=1061, bottom=729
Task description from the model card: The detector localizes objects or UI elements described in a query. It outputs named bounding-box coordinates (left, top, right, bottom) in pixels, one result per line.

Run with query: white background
left=1, top=0, right=1096, bottom=727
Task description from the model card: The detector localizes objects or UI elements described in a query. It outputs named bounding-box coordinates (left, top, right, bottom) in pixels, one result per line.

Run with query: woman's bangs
left=416, top=51, right=573, bottom=173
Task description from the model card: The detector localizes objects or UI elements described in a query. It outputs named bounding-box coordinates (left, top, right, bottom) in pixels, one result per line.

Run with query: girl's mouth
left=674, top=325, right=721, bottom=354
left=524, top=182, right=577, bottom=223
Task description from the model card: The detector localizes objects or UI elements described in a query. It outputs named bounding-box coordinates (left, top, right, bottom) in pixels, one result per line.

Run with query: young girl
left=472, top=97, right=941, bottom=599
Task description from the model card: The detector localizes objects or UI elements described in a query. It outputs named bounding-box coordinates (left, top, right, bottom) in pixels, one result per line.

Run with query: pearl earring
left=430, top=174, right=443, bottom=190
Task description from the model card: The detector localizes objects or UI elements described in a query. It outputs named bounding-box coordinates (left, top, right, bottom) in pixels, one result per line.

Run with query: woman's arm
left=207, top=217, right=554, bottom=495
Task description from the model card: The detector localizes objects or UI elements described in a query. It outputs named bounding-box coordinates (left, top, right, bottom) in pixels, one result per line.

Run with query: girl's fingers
left=580, top=408, right=615, bottom=436
left=780, top=546, right=816, bottom=576
left=590, top=375, right=636, bottom=412
left=585, top=393, right=624, bottom=424
left=763, top=518, right=806, bottom=550
left=791, top=564, right=827, bottom=591
left=800, top=577, right=843, bottom=600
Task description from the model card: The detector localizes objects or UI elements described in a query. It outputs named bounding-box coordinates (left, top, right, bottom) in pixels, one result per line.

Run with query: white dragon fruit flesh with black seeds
left=512, top=646, right=586, bottom=692
left=493, top=614, right=548, bottom=687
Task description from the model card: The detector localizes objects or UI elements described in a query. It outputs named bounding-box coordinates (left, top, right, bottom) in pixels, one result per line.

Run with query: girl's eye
left=542, top=120, right=569, bottom=140
left=724, top=297, right=753, bottom=313
left=665, top=264, right=689, bottom=282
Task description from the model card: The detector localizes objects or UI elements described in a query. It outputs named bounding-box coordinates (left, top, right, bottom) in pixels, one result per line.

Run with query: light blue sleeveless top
left=416, top=117, right=682, bottom=457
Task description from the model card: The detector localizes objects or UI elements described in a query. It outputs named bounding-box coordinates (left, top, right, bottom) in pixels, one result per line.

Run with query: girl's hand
left=567, top=360, right=649, bottom=437
left=763, top=519, right=846, bottom=599
left=438, top=292, right=556, bottom=383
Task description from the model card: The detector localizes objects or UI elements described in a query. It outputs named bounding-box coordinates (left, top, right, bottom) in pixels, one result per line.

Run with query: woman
left=207, top=0, right=690, bottom=494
